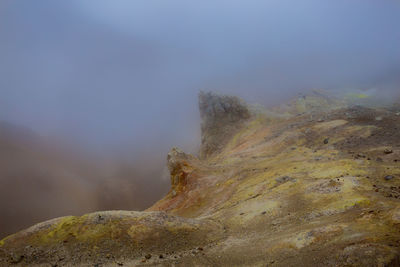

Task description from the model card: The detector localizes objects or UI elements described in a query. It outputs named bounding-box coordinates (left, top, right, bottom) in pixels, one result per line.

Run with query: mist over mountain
left=0, top=0, right=399, bottom=259
left=1, top=0, right=399, bottom=148
left=0, top=122, right=169, bottom=238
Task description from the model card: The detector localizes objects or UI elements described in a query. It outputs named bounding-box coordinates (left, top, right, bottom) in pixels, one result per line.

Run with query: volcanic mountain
left=1, top=91, right=400, bottom=266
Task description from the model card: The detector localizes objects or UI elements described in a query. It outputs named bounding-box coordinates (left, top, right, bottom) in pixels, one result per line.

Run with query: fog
left=0, top=0, right=399, bottom=237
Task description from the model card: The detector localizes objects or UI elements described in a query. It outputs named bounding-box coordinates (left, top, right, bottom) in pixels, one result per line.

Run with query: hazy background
left=0, top=0, right=399, bottom=237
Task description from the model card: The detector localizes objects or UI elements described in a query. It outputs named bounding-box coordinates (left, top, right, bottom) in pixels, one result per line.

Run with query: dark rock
left=385, top=175, right=395, bottom=181
left=355, top=153, right=366, bottom=159
left=96, top=215, right=104, bottom=223
left=275, top=176, right=294, bottom=183
left=323, top=138, right=329, bottom=144
left=159, top=254, right=164, bottom=259
left=145, top=254, right=152, bottom=259
left=9, top=254, right=24, bottom=264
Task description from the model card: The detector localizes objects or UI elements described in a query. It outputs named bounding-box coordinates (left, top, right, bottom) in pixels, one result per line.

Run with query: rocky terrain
left=1, top=91, right=400, bottom=266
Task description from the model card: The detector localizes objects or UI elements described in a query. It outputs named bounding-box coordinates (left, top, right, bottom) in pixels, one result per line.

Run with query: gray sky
left=1, top=0, right=400, bottom=153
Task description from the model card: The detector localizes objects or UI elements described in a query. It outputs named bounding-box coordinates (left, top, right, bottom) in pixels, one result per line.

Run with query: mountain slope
left=1, top=92, right=400, bottom=266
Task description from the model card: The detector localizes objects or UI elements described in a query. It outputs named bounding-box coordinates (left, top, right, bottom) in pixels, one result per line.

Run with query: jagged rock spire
left=198, top=91, right=250, bottom=158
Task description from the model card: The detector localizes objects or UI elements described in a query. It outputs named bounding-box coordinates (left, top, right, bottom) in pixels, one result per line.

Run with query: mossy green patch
left=28, top=215, right=127, bottom=246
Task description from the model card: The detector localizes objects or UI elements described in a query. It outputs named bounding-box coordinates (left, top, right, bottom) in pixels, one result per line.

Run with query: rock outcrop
left=2, top=91, right=400, bottom=266
left=198, top=91, right=251, bottom=158
left=167, top=147, right=196, bottom=196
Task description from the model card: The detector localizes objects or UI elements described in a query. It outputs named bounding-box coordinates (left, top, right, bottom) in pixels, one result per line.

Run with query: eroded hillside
left=1, top=91, right=400, bottom=266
